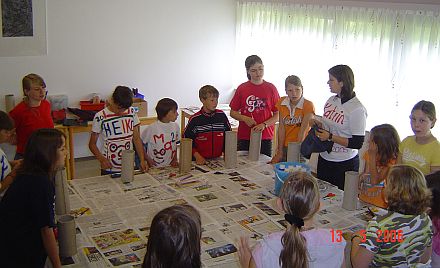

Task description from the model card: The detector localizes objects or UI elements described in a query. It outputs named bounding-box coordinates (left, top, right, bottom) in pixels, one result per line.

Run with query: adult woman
left=314, top=65, right=367, bottom=190
left=0, top=128, right=66, bottom=268
left=230, top=55, right=280, bottom=157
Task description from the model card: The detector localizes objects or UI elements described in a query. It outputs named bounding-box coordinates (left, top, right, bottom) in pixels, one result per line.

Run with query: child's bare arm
left=88, top=132, right=111, bottom=169
left=133, top=126, right=148, bottom=172
left=41, top=226, right=61, bottom=268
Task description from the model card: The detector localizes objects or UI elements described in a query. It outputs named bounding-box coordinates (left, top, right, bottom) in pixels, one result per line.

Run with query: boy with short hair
left=183, top=85, right=231, bottom=165
left=141, top=98, right=180, bottom=167
left=0, top=110, right=21, bottom=196
left=89, top=86, right=147, bottom=174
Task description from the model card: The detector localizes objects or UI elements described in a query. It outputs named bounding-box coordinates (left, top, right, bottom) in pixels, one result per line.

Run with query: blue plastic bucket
left=274, top=162, right=311, bottom=196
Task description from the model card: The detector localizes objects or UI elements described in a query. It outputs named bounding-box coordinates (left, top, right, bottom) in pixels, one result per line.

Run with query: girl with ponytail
left=237, top=171, right=346, bottom=268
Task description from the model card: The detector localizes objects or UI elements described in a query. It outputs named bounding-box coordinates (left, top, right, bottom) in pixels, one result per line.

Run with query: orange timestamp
left=331, top=229, right=405, bottom=243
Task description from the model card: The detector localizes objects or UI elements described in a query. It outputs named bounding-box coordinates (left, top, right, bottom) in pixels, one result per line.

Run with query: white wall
left=0, top=0, right=236, bottom=157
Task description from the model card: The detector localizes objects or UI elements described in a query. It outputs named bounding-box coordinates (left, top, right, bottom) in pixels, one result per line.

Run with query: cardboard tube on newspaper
left=57, top=215, right=77, bottom=257
left=224, top=131, right=237, bottom=169
left=5, top=94, right=15, bottom=112
left=342, top=171, right=359, bottom=210
left=179, top=138, right=192, bottom=173
left=121, top=150, right=135, bottom=183
left=249, top=129, right=262, bottom=161
left=55, top=168, right=70, bottom=215
left=286, top=142, right=301, bottom=162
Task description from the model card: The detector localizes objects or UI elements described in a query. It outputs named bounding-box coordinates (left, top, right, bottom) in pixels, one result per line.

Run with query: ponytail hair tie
left=284, top=214, right=304, bottom=228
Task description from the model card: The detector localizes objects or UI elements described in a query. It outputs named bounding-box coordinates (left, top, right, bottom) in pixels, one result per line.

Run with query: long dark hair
left=328, top=65, right=355, bottom=103
left=279, top=172, right=320, bottom=268
left=143, top=205, right=201, bottom=268
left=425, top=171, right=440, bottom=218
left=17, top=128, right=65, bottom=179
left=370, top=124, right=400, bottom=166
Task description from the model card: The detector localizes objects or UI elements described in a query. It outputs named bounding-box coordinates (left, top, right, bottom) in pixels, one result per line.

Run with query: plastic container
left=80, top=100, right=105, bottom=111
left=274, top=162, right=311, bottom=196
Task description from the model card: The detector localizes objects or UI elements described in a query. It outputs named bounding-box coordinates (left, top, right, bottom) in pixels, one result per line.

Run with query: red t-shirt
left=9, top=100, right=54, bottom=154
left=230, top=80, right=280, bottom=140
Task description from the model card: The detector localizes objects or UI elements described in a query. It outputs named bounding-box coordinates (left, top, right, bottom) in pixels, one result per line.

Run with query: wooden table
left=57, top=116, right=157, bottom=180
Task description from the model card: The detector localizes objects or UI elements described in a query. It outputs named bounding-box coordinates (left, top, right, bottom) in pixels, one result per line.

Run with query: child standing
left=399, top=100, right=440, bottom=175
left=358, top=124, right=400, bottom=208
left=230, top=55, right=280, bottom=157
left=183, top=85, right=231, bottom=165
left=270, top=75, right=315, bottom=163
left=141, top=98, right=180, bottom=167
left=351, top=165, right=433, bottom=267
left=142, top=204, right=202, bottom=268
left=426, top=170, right=440, bottom=267
left=89, top=86, right=147, bottom=174
left=9, top=73, right=54, bottom=160
left=0, top=111, right=21, bottom=196
left=0, top=128, right=66, bottom=268
left=238, top=171, right=346, bottom=268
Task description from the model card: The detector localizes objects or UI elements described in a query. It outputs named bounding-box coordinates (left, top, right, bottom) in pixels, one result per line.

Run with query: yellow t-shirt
left=399, top=136, right=440, bottom=175
left=276, top=96, right=314, bottom=146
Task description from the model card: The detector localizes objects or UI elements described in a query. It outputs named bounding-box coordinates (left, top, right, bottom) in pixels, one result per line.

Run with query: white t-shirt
left=320, top=95, right=367, bottom=162
left=0, top=147, right=11, bottom=183
left=92, top=107, right=140, bottom=172
left=141, top=121, right=180, bottom=167
left=252, top=228, right=346, bottom=268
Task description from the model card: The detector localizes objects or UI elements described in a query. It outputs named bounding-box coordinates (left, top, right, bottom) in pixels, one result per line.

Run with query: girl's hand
left=315, top=128, right=330, bottom=141
left=243, top=116, right=257, bottom=127
left=237, top=236, right=252, bottom=268
left=268, top=152, right=282, bottom=164
left=252, top=123, right=265, bottom=132
left=309, top=118, right=323, bottom=129
left=368, top=140, right=378, bottom=155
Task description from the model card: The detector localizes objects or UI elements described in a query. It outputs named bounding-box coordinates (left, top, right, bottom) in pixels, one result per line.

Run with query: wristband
left=328, top=133, right=333, bottom=141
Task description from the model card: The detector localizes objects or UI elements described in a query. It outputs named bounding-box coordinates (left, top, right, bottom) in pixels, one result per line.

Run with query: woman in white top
left=313, top=65, right=367, bottom=190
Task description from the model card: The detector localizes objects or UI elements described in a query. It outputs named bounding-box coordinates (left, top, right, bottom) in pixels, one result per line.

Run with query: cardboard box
left=132, top=98, right=148, bottom=117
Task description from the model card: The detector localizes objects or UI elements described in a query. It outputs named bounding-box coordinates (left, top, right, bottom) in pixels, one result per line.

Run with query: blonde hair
left=279, top=171, right=320, bottom=268
left=386, top=165, right=431, bottom=215
left=22, top=73, right=46, bottom=95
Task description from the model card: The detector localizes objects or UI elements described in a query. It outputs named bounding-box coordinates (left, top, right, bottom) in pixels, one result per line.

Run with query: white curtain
left=234, top=2, right=440, bottom=138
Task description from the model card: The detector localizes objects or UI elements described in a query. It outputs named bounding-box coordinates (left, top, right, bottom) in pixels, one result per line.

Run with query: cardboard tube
left=5, top=94, right=15, bottom=112
left=55, top=168, right=70, bottom=215
left=57, top=214, right=77, bottom=257
left=342, top=171, right=359, bottom=210
left=248, top=129, right=261, bottom=161
left=225, top=131, right=237, bottom=169
left=286, top=142, right=301, bottom=162
left=121, top=150, right=135, bottom=183
left=179, top=138, right=192, bottom=173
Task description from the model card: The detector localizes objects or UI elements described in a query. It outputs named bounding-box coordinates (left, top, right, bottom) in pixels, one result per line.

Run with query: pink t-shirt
left=252, top=229, right=346, bottom=268
left=230, top=80, right=280, bottom=140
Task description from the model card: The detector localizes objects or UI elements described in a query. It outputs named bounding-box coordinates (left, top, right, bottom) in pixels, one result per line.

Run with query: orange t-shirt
left=358, top=152, right=397, bottom=208
left=276, top=96, right=314, bottom=146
